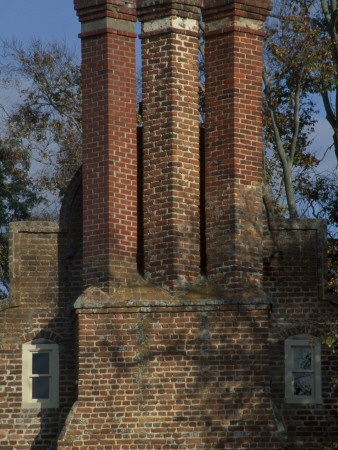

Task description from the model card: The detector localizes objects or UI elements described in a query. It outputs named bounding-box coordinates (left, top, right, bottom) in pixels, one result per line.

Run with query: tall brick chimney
left=203, top=0, right=272, bottom=292
left=137, top=0, right=202, bottom=293
left=75, top=0, right=138, bottom=291
left=75, top=0, right=272, bottom=296
left=56, top=2, right=283, bottom=448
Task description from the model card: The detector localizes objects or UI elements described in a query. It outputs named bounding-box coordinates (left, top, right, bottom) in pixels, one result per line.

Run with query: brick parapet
left=8, top=221, right=61, bottom=307
left=262, top=188, right=328, bottom=303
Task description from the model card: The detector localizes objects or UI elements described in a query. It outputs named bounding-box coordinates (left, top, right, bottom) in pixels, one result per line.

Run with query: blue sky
left=0, top=0, right=80, bottom=50
left=0, top=1, right=143, bottom=75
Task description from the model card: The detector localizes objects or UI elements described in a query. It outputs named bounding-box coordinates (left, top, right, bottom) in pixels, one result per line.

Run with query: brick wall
left=58, top=301, right=283, bottom=449
left=0, top=220, right=77, bottom=449
left=0, top=174, right=83, bottom=449
left=8, top=222, right=61, bottom=308
left=263, top=186, right=338, bottom=449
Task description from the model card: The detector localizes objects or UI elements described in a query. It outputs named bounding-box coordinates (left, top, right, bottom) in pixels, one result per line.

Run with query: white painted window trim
left=285, top=335, right=322, bottom=404
left=22, top=342, right=59, bottom=409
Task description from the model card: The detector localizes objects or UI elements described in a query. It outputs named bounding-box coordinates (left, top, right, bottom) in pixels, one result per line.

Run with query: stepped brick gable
left=0, top=1, right=336, bottom=449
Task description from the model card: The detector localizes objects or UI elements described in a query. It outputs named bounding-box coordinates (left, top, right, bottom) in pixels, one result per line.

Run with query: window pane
left=294, top=347, right=312, bottom=371
left=294, top=373, right=312, bottom=396
left=32, top=377, right=50, bottom=399
left=32, top=352, right=50, bottom=375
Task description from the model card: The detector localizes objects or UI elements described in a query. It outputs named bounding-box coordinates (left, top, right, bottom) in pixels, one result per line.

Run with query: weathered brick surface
left=263, top=186, right=338, bottom=449
left=138, top=1, right=201, bottom=293
left=202, top=1, right=272, bottom=290
left=58, top=304, right=283, bottom=449
left=0, top=175, right=83, bottom=449
left=0, top=219, right=79, bottom=449
left=8, top=222, right=61, bottom=308
left=269, top=328, right=338, bottom=450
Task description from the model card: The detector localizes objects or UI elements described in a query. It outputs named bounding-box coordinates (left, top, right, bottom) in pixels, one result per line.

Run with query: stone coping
left=74, top=275, right=272, bottom=309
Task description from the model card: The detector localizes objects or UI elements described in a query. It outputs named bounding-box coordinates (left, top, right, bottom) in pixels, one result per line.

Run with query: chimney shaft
left=75, top=0, right=138, bottom=291
left=137, top=0, right=202, bottom=293
left=76, top=0, right=272, bottom=294
left=202, top=0, right=272, bottom=290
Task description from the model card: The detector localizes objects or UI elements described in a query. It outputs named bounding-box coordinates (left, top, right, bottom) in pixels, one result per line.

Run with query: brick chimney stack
left=56, top=2, right=283, bottom=448
left=202, top=0, right=272, bottom=291
left=137, top=0, right=202, bottom=293
left=75, top=0, right=272, bottom=295
left=75, top=0, right=138, bottom=291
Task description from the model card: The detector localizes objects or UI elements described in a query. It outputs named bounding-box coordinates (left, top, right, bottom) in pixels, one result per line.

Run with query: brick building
left=0, top=1, right=337, bottom=449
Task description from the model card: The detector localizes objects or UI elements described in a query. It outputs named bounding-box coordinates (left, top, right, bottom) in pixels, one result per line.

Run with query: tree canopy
left=0, top=38, right=82, bottom=199
left=263, top=0, right=337, bottom=292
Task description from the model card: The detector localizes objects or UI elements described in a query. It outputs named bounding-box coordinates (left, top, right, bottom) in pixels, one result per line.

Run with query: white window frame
left=22, top=342, right=59, bottom=409
left=285, top=335, right=322, bottom=404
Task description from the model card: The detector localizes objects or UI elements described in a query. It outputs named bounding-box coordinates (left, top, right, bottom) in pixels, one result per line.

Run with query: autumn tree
left=263, top=0, right=333, bottom=218
left=0, top=38, right=82, bottom=200
left=282, top=0, right=338, bottom=165
left=262, top=0, right=337, bottom=292
left=309, top=0, right=338, bottom=163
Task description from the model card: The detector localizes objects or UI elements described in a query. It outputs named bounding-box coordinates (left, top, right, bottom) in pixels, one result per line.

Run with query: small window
left=22, top=342, right=59, bottom=409
left=285, top=335, right=322, bottom=404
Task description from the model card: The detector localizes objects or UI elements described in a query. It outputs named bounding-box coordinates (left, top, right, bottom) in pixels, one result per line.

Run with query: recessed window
left=285, top=335, right=322, bottom=404
left=22, top=341, right=59, bottom=409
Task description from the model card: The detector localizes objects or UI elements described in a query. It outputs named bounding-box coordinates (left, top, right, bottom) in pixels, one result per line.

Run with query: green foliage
left=323, top=331, right=338, bottom=351
left=322, top=441, right=338, bottom=450
left=0, top=141, right=41, bottom=298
